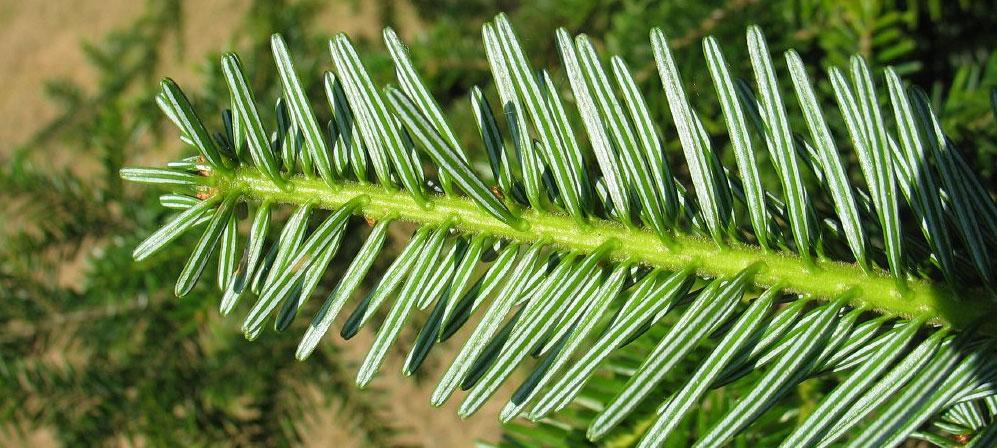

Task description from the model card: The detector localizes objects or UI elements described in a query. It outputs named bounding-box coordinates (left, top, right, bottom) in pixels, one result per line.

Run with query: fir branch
left=120, top=11, right=997, bottom=447
left=216, top=167, right=993, bottom=331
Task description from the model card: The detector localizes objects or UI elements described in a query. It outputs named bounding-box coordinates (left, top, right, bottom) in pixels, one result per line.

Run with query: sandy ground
left=0, top=0, right=506, bottom=446
left=0, top=0, right=145, bottom=148
left=0, top=0, right=412, bottom=151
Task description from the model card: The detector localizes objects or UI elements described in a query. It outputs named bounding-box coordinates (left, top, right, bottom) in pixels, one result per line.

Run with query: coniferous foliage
left=3, top=0, right=995, bottom=446
left=121, top=10, right=997, bottom=447
left=0, top=1, right=411, bottom=445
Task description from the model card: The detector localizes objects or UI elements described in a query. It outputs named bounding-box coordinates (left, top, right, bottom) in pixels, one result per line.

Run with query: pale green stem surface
left=216, top=168, right=995, bottom=332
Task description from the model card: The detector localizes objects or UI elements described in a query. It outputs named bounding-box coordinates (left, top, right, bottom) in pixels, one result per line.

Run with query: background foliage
left=1, top=0, right=994, bottom=445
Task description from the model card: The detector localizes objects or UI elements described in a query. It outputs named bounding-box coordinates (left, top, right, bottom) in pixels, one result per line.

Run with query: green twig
left=217, top=167, right=996, bottom=333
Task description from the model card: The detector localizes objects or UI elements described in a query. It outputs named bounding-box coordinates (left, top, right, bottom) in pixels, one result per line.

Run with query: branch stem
left=219, top=168, right=994, bottom=332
